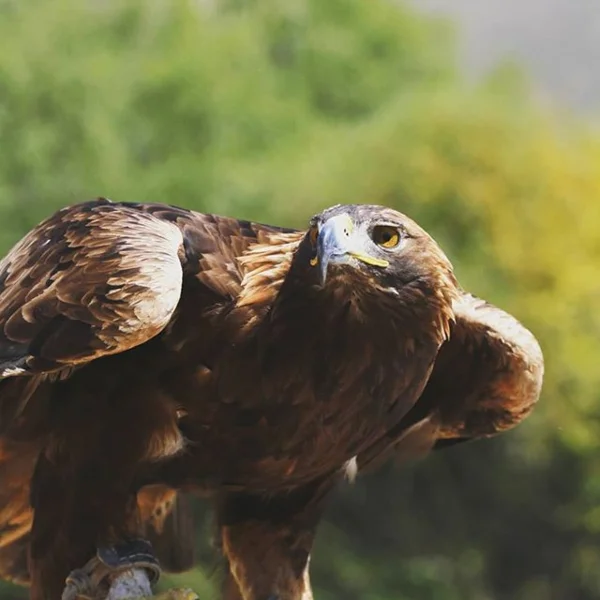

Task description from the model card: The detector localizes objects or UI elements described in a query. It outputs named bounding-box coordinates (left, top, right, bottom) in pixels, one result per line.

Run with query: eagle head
left=237, top=204, right=458, bottom=342
left=301, top=204, right=456, bottom=301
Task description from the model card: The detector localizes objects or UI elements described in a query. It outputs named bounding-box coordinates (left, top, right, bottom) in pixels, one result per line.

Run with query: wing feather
left=0, top=198, right=185, bottom=376
left=429, top=292, right=544, bottom=442
left=358, top=292, right=544, bottom=468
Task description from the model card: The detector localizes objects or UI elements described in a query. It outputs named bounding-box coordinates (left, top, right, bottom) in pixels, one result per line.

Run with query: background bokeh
left=1, top=0, right=599, bottom=598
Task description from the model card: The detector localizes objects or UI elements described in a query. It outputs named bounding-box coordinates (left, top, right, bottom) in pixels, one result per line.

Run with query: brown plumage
left=0, top=198, right=544, bottom=600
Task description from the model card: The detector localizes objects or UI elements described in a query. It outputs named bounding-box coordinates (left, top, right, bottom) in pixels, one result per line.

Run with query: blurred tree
left=0, top=1, right=599, bottom=599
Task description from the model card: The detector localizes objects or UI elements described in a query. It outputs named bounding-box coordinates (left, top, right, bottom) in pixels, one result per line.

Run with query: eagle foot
left=61, top=539, right=161, bottom=600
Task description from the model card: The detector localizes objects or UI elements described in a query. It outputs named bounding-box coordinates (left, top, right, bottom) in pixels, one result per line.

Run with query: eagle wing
left=427, top=292, right=544, bottom=445
left=359, top=292, right=544, bottom=467
left=0, top=198, right=190, bottom=585
left=0, top=198, right=187, bottom=377
left=0, top=198, right=301, bottom=381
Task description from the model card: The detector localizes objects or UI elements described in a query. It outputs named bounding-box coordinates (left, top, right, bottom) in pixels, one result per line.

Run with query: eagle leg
left=216, top=481, right=332, bottom=600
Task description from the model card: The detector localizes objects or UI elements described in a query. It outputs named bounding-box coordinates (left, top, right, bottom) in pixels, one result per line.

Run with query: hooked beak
left=310, top=213, right=389, bottom=285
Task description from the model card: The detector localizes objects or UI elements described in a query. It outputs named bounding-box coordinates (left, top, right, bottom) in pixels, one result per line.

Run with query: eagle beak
left=312, top=213, right=389, bottom=285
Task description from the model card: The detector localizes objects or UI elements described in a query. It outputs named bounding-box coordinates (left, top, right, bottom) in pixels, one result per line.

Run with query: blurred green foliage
left=0, top=0, right=599, bottom=598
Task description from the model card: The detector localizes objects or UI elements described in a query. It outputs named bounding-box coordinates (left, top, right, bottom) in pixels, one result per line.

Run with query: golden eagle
left=0, top=199, right=543, bottom=600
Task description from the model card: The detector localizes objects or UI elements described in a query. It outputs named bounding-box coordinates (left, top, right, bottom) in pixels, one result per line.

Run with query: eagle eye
left=371, top=225, right=400, bottom=249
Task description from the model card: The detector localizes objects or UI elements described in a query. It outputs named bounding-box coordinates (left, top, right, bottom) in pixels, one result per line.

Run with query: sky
left=412, top=0, right=600, bottom=113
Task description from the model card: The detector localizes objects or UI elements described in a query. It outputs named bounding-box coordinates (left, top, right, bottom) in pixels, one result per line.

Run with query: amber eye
left=371, top=225, right=400, bottom=249
left=308, top=226, right=319, bottom=247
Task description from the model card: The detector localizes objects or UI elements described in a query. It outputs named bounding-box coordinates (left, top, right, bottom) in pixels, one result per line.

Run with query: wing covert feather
left=428, top=292, right=544, bottom=442
left=358, top=292, right=543, bottom=468
left=0, top=199, right=185, bottom=376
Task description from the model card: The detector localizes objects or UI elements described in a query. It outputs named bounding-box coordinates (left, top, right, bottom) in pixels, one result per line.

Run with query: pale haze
left=413, top=0, right=600, bottom=112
